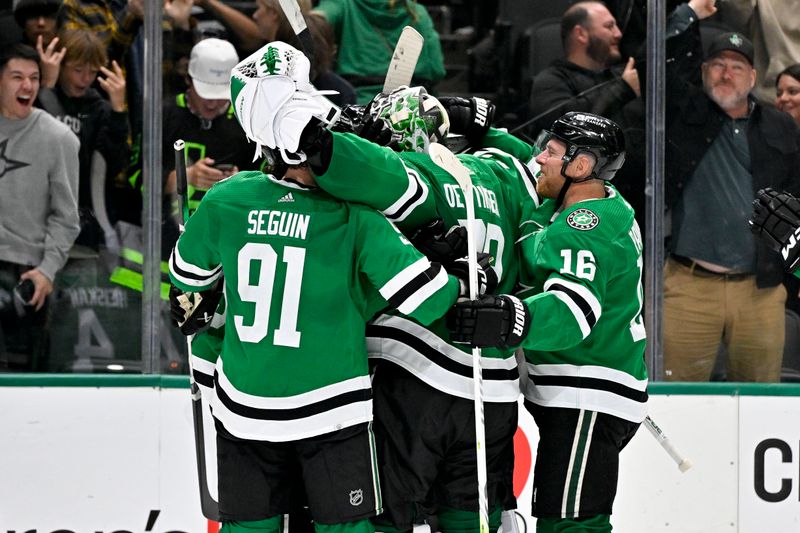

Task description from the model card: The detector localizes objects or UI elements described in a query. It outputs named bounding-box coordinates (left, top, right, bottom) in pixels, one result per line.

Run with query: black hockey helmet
left=537, top=112, right=626, bottom=182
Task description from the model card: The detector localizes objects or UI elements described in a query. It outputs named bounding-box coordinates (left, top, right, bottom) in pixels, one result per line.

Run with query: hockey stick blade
left=383, top=26, right=424, bottom=93
left=174, top=138, right=221, bottom=521
left=277, top=0, right=314, bottom=57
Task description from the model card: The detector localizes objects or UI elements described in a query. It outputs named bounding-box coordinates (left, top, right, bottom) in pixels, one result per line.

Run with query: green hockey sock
left=437, top=506, right=502, bottom=533
left=316, top=518, right=375, bottom=533
left=535, top=514, right=611, bottom=533
left=221, top=516, right=282, bottom=533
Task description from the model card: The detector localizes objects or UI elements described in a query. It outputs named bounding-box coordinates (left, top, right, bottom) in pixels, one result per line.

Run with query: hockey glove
left=438, top=96, right=495, bottom=147
left=331, top=104, right=366, bottom=135
left=169, top=284, right=223, bottom=336
left=407, top=219, right=468, bottom=266
left=356, top=114, right=397, bottom=149
left=749, top=188, right=800, bottom=272
left=447, top=294, right=530, bottom=349
left=449, top=252, right=499, bottom=300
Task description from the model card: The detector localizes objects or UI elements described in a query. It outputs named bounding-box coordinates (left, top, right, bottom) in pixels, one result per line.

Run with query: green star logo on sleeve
left=567, top=208, right=600, bottom=231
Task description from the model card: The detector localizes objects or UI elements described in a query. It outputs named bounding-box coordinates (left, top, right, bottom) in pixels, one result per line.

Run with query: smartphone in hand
left=14, top=279, right=35, bottom=306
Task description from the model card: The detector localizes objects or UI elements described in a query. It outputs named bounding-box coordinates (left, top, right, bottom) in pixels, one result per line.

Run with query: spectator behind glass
left=662, top=0, right=800, bottom=382
left=527, top=1, right=646, bottom=230
left=776, top=64, right=800, bottom=126
left=36, top=28, right=129, bottom=253
left=718, top=0, right=800, bottom=104
left=13, top=0, right=60, bottom=47
left=0, top=43, right=79, bottom=371
left=313, top=0, right=445, bottom=104
left=162, top=38, right=258, bottom=225
left=60, top=0, right=143, bottom=64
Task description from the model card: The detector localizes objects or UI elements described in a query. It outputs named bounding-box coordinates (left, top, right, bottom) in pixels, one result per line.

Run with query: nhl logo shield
left=349, top=489, right=364, bottom=506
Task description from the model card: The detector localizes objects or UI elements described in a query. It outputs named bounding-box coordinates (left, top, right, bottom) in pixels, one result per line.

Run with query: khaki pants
left=663, top=257, right=785, bottom=382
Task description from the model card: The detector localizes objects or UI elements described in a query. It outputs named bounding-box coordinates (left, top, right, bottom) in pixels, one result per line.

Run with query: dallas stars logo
left=729, top=33, right=744, bottom=47
left=260, top=46, right=283, bottom=75
left=567, top=208, right=600, bottom=231
left=0, top=139, right=29, bottom=178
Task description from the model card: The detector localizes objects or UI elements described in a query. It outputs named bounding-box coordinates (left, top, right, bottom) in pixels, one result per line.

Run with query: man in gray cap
left=661, top=0, right=800, bottom=382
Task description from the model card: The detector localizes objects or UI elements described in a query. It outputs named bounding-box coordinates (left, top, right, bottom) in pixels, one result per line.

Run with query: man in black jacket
left=663, top=0, right=800, bottom=382
left=528, top=1, right=646, bottom=227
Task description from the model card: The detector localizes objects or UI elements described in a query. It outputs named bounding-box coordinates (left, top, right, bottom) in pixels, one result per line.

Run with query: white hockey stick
left=643, top=415, right=693, bottom=473
left=429, top=142, right=489, bottom=533
left=174, top=139, right=221, bottom=520
left=277, top=0, right=314, bottom=56
left=383, top=26, right=424, bottom=93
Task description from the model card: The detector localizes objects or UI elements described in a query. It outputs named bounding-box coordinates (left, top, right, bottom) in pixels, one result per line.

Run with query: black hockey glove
left=749, top=188, right=800, bottom=272
left=447, top=294, right=530, bottom=349
left=331, top=104, right=366, bottom=135
left=438, top=96, right=495, bottom=147
left=301, top=118, right=335, bottom=175
left=169, top=284, right=223, bottom=336
left=448, top=252, right=499, bottom=300
left=407, top=219, right=468, bottom=266
left=357, top=116, right=396, bottom=148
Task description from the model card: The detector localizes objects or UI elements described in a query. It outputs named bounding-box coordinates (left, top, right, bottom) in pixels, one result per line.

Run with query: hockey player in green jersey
left=449, top=112, right=648, bottom=533
left=169, top=41, right=497, bottom=533
left=227, top=42, right=539, bottom=533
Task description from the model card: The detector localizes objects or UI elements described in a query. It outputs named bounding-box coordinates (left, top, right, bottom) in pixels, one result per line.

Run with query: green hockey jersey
left=314, top=132, right=541, bottom=402
left=518, top=186, right=649, bottom=422
left=169, top=171, right=459, bottom=441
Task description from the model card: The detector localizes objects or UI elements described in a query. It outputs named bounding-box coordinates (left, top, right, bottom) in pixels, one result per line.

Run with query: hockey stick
left=428, top=142, right=489, bottom=533
left=643, top=415, right=693, bottom=473
left=277, top=0, right=314, bottom=58
left=174, top=139, right=221, bottom=521
left=383, top=26, right=424, bottom=93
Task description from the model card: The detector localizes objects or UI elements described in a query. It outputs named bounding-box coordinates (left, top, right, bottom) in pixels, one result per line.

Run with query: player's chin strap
left=555, top=158, right=598, bottom=209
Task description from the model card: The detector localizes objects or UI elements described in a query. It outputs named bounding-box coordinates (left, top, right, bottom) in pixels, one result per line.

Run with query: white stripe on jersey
left=367, top=315, right=520, bottom=402
left=170, top=247, right=223, bottom=288
left=382, top=164, right=429, bottom=222
left=191, top=354, right=216, bottom=380
left=395, top=267, right=449, bottom=315
left=212, top=361, right=373, bottom=441
left=379, top=257, right=432, bottom=301
left=524, top=363, right=648, bottom=423
left=544, top=276, right=601, bottom=338
left=530, top=363, right=649, bottom=391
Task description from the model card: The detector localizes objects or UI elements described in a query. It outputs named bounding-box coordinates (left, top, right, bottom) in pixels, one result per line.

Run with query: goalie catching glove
left=230, top=41, right=341, bottom=164
left=749, top=187, right=800, bottom=272
left=447, top=295, right=530, bottom=349
left=169, top=284, right=223, bottom=336
left=438, top=96, right=495, bottom=148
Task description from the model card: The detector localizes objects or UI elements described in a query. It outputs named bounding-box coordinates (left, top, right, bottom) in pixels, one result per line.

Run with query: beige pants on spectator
left=663, top=257, right=785, bottom=382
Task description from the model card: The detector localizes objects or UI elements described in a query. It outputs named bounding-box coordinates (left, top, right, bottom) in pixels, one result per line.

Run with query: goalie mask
left=366, top=86, right=450, bottom=153
left=230, top=41, right=341, bottom=165
left=535, top=112, right=626, bottom=182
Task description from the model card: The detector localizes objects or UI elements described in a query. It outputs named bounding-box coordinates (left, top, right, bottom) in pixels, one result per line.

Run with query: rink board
left=1, top=378, right=799, bottom=532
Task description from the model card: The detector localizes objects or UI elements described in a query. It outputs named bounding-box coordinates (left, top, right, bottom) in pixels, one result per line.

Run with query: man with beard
left=662, top=0, right=800, bottom=382
left=527, top=1, right=646, bottom=229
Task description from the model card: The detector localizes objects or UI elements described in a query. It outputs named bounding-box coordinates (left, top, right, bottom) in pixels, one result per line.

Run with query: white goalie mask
left=366, top=85, right=450, bottom=153
left=230, top=41, right=341, bottom=164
